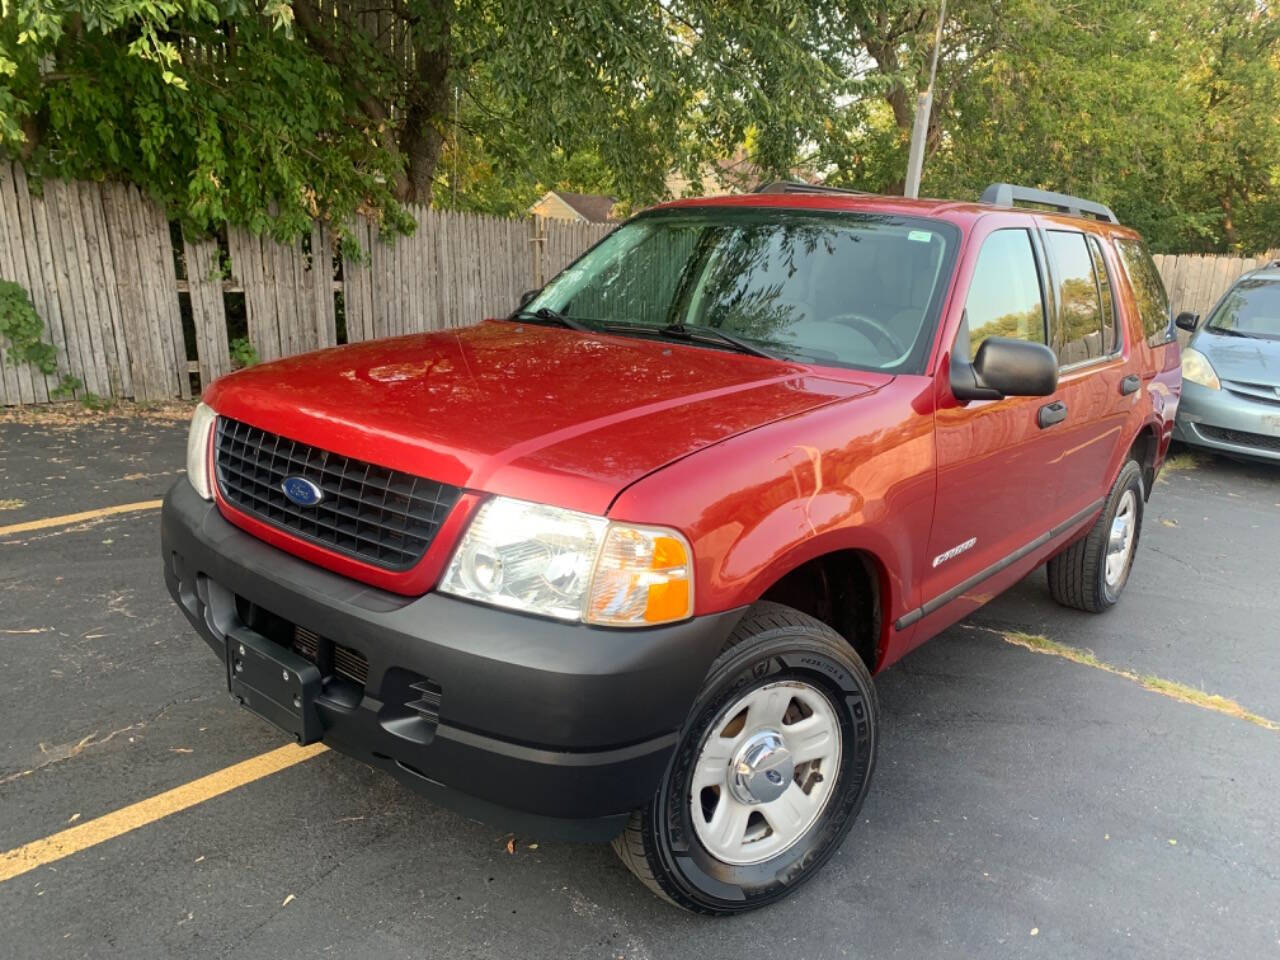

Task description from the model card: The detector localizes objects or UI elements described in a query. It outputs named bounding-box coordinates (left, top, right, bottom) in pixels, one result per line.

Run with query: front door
left=922, top=218, right=1074, bottom=620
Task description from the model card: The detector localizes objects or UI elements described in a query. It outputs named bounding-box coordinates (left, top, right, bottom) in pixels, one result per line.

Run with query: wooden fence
left=1152, top=251, right=1278, bottom=325
left=0, top=162, right=611, bottom=406
left=2, top=159, right=1277, bottom=407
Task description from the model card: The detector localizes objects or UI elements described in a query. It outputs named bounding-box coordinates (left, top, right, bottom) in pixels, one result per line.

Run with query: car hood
left=1196, top=329, right=1280, bottom=387
left=203, top=321, right=880, bottom=514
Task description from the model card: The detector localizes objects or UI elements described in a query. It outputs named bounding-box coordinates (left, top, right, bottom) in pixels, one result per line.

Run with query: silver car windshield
left=1207, top=278, right=1280, bottom=341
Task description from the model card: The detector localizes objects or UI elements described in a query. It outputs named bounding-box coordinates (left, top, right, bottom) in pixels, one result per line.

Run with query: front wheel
left=612, top=602, right=878, bottom=914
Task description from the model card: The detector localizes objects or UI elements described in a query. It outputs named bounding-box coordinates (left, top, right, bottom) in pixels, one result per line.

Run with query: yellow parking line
left=0, top=500, right=164, bottom=537
left=0, top=742, right=328, bottom=884
left=991, top=628, right=1280, bottom=731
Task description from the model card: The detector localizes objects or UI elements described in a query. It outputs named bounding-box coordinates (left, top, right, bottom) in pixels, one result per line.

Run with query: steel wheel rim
left=689, top=680, right=842, bottom=866
left=1105, top=489, right=1137, bottom=588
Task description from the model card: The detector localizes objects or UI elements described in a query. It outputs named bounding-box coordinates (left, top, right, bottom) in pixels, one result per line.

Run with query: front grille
left=1199, top=424, right=1280, bottom=452
left=292, top=624, right=369, bottom=687
left=1222, top=380, right=1280, bottom=407
left=215, top=417, right=460, bottom=570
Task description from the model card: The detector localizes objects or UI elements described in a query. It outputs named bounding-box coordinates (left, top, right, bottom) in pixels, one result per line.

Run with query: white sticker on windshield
left=908, top=230, right=932, bottom=243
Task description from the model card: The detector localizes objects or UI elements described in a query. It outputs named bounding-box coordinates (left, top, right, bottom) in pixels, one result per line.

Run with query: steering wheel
left=827, top=312, right=908, bottom=360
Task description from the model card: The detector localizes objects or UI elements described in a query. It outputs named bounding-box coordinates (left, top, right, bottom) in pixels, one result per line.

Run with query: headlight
left=186, top=402, right=217, bottom=500
left=439, top=496, right=694, bottom=626
left=1181, top=347, right=1220, bottom=390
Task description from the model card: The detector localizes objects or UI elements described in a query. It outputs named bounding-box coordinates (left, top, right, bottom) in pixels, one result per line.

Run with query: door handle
left=1038, top=401, right=1068, bottom=429
left=1120, top=374, right=1141, bottom=395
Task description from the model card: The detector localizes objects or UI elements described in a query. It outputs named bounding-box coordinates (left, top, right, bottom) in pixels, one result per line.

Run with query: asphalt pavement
left=1, top=414, right=1277, bottom=960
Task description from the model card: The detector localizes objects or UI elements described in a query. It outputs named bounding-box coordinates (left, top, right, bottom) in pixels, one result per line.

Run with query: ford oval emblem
left=281, top=476, right=324, bottom=507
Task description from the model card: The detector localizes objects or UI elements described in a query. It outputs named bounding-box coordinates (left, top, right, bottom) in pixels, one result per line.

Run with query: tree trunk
left=19, top=113, right=42, bottom=162
left=294, top=0, right=406, bottom=195
left=400, top=44, right=451, bottom=205
left=1220, top=190, right=1238, bottom=249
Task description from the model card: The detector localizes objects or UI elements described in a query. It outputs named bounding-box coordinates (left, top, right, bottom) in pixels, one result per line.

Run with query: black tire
left=1046, top=459, right=1145, bottom=613
left=611, top=601, right=878, bottom=914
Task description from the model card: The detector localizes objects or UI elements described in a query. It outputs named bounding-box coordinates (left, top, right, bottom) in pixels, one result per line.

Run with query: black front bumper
left=161, top=480, right=744, bottom=840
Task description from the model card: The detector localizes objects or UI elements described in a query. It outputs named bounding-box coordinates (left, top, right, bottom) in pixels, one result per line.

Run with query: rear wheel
left=612, top=602, right=877, bottom=914
left=1047, top=459, right=1145, bottom=612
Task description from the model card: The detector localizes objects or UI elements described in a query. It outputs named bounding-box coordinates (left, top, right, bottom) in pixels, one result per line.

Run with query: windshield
left=525, top=207, right=959, bottom=371
left=1206, top=278, right=1280, bottom=340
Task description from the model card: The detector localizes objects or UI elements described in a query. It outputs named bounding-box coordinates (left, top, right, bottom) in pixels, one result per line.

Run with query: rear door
left=1112, top=235, right=1182, bottom=449
left=1038, top=224, right=1133, bottom=519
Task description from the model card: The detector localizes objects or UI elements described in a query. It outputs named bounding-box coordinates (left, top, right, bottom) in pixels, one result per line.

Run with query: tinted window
left=1115, top=237, right=1172, bottom=346
left=963, top=229, right=1046, bottom=359
left=543, top=221, right=699, bottom=327
left=1206, top=278, right=1280, bottom=340
left=1046, top=230, right=1105, bottom=365
left=531, top=208, right=959, bottom=372
left=1088, top=235, right=1120, bottom=352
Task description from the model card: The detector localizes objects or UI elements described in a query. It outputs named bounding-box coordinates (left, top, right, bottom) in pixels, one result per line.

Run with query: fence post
left=528, top=215, right=545, bottom=290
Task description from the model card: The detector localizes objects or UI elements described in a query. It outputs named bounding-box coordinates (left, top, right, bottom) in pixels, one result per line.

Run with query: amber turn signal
left=586, top=525, right=694, bottom=626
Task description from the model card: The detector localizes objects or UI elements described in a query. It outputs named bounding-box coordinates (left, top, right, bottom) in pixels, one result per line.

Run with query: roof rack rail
left=753, top=180, right=871, bottom=197
left=980, top=183, right=1118, bottom=224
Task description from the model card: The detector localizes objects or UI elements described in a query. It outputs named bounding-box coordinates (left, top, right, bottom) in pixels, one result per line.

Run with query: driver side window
left=963, top=229, right=1048, bottom=359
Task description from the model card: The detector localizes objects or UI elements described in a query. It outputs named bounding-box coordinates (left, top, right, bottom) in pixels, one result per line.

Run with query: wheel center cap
left=729, top=730, right=794, bottom=804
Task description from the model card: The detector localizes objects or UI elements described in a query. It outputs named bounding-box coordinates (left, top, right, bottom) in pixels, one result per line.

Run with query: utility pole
left=904, top=0, right=947, bottom=199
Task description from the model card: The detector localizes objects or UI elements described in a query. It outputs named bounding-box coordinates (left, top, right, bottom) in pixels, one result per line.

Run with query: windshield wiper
left=658, top=323, right=784, bottom=360
left=1205, top=325, right=1253, bottom=338
left=513, top=306, right=594, bottom=333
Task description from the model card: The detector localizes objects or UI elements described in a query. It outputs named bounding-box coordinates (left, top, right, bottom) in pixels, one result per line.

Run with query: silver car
left=1173, top=261, right=1280, bottom=462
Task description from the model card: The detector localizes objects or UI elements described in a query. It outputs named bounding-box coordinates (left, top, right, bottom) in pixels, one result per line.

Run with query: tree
left=4, top=0, right=1277, bottom=253
left=816, top=0, right=1280, bottom=253
left=1, top=0, right=859, bottom=235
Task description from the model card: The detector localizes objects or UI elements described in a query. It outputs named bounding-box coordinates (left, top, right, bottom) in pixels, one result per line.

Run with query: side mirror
left=518, top=289, right=540, bottom=308
left=951, top=336, right=1059, bottom=402
left=1175, top=311, right=1199, bottom=332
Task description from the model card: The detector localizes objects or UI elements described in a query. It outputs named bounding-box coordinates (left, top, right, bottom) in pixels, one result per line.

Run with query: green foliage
left=1, top=1, right=860, bottom=233
left=819, top=0, right=1280, bottom=254
left=2, top=0, right=1277, bottom=254
left=3, top=1, right=407, bottom=240
left=79, top=390, right=112, bottom=411
left=0, top=279, right=85, bottom=399
left=50, top=373, right=82, bottom=398
left=228, top=335, right=258, bottom=369
left=0, top=278, right=56, bottom=374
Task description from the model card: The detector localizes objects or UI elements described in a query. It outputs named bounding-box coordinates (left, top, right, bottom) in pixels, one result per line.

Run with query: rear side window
left=1088, top=236, right=1120, bottom=352
left=1115, top=237, right=1173, bottom=346
left=963, top=229, right=1047, bottom=359
left=1046, top=230, right=1106, bottom=365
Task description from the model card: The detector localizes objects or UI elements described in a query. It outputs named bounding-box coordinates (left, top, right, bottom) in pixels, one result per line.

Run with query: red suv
left=162, top=182, right=1181, bottom=913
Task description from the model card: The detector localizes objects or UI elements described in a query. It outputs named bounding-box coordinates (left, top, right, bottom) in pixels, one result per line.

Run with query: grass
left=1157, top=449, right=1205, bottom=481
left=1000, top=630, right=1279, bottom=731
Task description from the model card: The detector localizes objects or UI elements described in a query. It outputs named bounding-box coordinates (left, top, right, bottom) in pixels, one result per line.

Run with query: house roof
left=547, top=191, right=617, bottom=223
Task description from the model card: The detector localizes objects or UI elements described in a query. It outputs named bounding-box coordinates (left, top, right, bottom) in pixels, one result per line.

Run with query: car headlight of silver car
left=186, top=402, right=217, bottom=500
left=1180, top=347, right=1220, bottom=390
left=439, top=496, right=694, bottom=626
